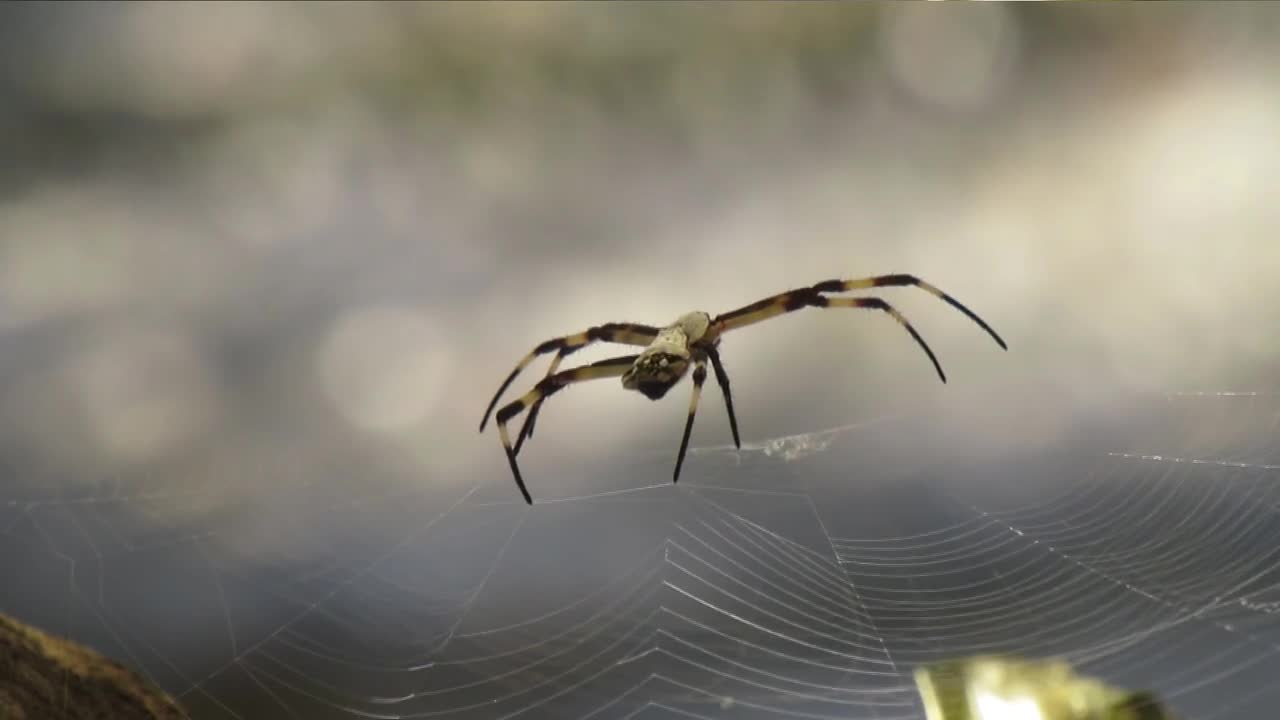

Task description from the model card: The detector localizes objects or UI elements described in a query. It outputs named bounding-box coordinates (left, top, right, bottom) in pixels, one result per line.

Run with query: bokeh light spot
left=72, top=327, right=219, bottom=463
left=317, top=305, right=451, bottom=435
left=880, top=3, right=1020, bottom=112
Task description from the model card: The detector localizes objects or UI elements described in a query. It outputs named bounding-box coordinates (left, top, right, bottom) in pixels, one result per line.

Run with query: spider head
left=622, top=349, right=690, bottom=400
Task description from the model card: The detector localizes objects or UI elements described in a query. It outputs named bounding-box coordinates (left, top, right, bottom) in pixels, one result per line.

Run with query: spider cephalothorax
left=480, top=274, right=1007, bottom=504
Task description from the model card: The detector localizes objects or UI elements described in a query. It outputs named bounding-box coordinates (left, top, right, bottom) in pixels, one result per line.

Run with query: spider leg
left=480, top=322, right=659, bottom=433
left=705, top=346, right=740, bottom=449
left=824, top=296, right=946, bottom=382
left=673, top=359, right=708, bottom=484
left=715, top=288, right=949, bottom=381
left=713, top=274, right=1006, bottom=352
left=811, top=274, right=1007, bottom=350
left=518, top=327, right=653, bottom=453
left=494, top=353, right=640, bottom=504
left=512, top=351, right=565, bottom=455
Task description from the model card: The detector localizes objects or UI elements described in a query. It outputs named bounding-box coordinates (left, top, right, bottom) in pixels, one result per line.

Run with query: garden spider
left=479, top=274, right=1007, bottom=504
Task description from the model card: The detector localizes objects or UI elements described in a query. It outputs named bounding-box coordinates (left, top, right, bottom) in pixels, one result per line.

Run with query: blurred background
left=2, top=3, right=1280, bottom=719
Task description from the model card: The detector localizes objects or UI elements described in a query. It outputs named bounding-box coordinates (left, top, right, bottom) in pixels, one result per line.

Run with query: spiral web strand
left=2, top=390, right=1280, bottom=719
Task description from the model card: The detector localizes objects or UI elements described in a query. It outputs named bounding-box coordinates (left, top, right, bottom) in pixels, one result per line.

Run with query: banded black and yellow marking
left=479, top=322, right=659, bottom=432
left=480, top=273, right=1007, bottom=505
left=705, top=346, right=740, bottom=449
left=512, top=351, right=566, bottom=452
left=495, top=354, right=641, bottom=504
left=673, top=360, right=708, bottom=484
left=716, top=274, right=1005, bottom=348
left=710, top=274, right=1006, bottom=384
left=824, top=296, right=946, bottom=382
left=814, top=273, right=1007, bottom=350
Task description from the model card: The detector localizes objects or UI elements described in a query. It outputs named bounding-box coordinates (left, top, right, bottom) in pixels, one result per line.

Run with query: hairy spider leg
left=705, top=346, right=740, bottom=449
left=673, top=359, right=708, bottom=484
left=479, top=322, right=659, bottom=433
left=494, top=354, right=640, bottom=504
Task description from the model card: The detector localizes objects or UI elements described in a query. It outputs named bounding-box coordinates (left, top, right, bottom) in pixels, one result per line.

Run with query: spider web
left=3, top=388, right=1280, bottom=720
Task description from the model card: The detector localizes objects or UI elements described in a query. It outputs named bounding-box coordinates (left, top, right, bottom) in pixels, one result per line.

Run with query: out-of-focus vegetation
left=915, top=655, right=1177, bottom=720
left=6, top=4, right=1276, bottom=190
left=0, top=612, right=185, bottom=720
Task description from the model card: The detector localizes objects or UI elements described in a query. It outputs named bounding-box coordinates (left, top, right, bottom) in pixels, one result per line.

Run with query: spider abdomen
left=621, top=348, right=690, bottom=400
left=616, top=311, right=712, bottom=400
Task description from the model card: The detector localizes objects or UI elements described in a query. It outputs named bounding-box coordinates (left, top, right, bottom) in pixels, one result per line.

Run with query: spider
left=479, top=274, right=1007, bottom=504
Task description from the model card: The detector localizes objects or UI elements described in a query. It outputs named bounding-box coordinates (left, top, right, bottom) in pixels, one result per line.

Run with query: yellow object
left=914, top=655, right=1175, bottom=720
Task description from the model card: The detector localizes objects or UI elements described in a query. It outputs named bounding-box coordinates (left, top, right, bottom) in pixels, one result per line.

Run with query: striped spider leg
left=494, top=342, right=732, bottom=504
left=485, top=315, right=743, bottom=504
left=710, top=273, right=1007, bottom=382
left=482, top=274, right=1005, bottom=505
left=493, top=354, right=641, bottom=505
left=478, top=322, right=660, bottom=450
